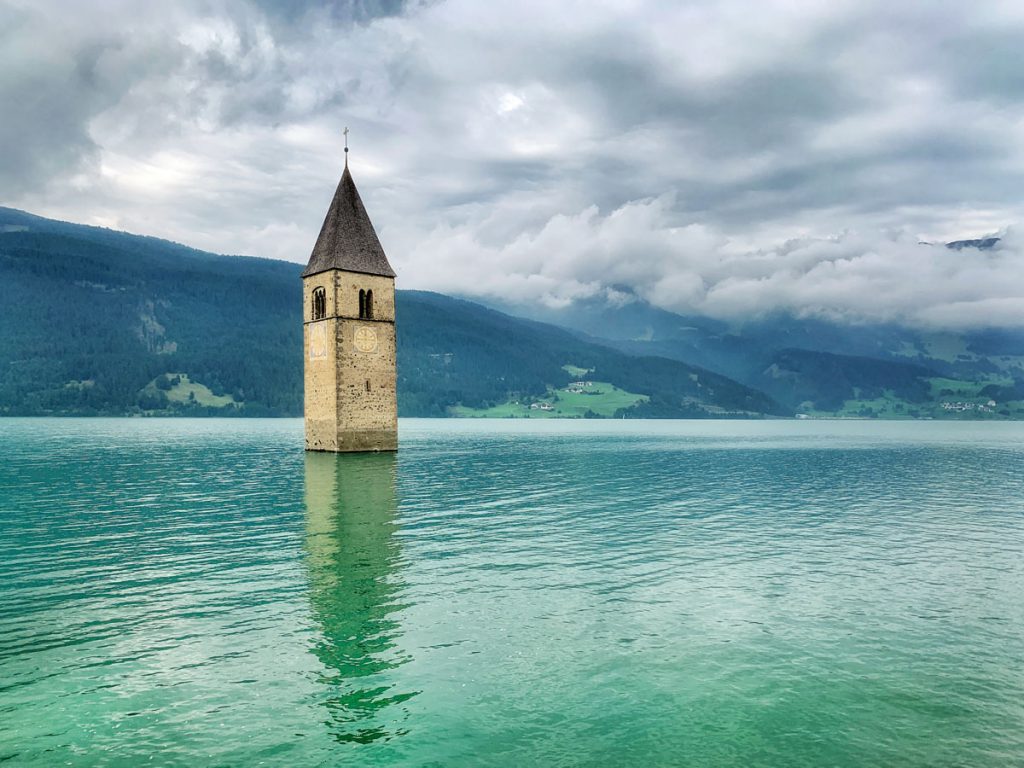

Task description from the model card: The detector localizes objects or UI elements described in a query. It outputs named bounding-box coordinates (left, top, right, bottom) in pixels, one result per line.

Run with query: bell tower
left=303, top=150, right=397, bottom=453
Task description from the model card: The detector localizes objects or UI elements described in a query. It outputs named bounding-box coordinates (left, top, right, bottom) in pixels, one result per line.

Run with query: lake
left=1, top=418, right=1022, bottom=766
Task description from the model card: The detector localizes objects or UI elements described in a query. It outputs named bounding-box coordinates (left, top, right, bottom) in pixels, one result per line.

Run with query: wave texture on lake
left=1, top=418, right=1022, bottom=766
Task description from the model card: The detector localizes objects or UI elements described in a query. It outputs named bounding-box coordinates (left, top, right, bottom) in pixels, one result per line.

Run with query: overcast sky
left=2, top=0, right=1023, bottom=327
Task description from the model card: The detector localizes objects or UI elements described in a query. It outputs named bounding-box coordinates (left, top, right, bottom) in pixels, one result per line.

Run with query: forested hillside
left=6, top=206, right=1018, bottom=419
left=0, top=209, right=300, bottom=415
left=396, top=291, right=783, bottom=417
left=493, top=286, right=1024, bottom=418
left=0, top=208, right=783, bottom=418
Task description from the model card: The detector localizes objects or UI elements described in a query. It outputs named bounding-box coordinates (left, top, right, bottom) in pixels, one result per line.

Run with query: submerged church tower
left=303, top=155, right=397, bottom=453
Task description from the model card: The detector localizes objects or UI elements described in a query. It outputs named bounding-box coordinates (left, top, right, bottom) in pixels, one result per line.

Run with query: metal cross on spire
left=343, top=126, right=349, bottom=167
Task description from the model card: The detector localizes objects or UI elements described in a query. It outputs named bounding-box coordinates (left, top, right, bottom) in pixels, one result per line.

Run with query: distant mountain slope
left=488, top=282, right=1024, bottom=419
left=0, top=207, right=783, bottom=418
left=0, top=210, right=301, bottom=415
left=757, top=349, right=936, bottom=412
left=397, top=291, right=784, bottom=417
left=946, top=237, right=1000, bottom=250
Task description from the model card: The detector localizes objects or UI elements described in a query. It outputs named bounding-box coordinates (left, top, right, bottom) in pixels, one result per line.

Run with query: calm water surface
left=1, top=418, right=1022, bottom=766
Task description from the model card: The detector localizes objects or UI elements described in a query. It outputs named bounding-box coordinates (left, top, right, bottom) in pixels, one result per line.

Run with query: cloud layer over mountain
left=2, top=0, right=1023, bottom=327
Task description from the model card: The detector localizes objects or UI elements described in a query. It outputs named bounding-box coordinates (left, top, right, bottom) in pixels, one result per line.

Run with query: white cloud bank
left=2, top=0, right=1024, bottom=328
left=397, top=194, right=1024, bottom=328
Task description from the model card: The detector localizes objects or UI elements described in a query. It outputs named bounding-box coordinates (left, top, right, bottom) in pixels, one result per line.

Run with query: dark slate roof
left=302, top=165, right=396, bottom=278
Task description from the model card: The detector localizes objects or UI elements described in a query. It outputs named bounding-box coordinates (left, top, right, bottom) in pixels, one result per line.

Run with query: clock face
left=353, top=325, right=379, bottom=353
left=309, top=323, right=327, bottom=360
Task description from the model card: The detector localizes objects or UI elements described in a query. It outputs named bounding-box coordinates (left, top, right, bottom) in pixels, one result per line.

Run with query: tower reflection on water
left=303, top=451, right=415, bottom=744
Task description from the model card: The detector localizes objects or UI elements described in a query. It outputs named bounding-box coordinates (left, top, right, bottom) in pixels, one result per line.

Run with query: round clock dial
left=353, top=325, right=379, bottom=353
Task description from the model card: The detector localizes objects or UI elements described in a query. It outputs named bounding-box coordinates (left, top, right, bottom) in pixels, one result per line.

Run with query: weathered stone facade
left=302, top=165, right=398, bottom=453
left=304, top=271, right=397, bottom=452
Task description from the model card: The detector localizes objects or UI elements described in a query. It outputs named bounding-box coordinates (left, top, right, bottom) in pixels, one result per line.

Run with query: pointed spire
left=303, top=164, right=396, bottom=279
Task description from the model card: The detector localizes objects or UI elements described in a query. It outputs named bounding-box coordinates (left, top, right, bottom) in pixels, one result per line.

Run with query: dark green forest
left=754, top=349, right=935, bottom=411
left=0, top=207, right=783, bottom=418
left=397, top=292, right=784, bottom=417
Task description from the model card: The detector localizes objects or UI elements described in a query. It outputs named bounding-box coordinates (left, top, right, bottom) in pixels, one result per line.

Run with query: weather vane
left=343, top=126, right=349, bottom=167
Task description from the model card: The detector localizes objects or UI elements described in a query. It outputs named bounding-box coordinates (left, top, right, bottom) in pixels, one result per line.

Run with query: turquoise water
left=1, top=418, right=1022, bottom=767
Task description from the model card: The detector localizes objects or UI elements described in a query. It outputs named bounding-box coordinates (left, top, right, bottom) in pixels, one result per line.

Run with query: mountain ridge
left=0, top=206, right=784, bottom=419
left=2, top=206, right=1020, bottom=419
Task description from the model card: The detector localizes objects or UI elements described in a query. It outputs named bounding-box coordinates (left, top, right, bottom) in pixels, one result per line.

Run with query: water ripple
left=0, top=418, right=1022, bottom=766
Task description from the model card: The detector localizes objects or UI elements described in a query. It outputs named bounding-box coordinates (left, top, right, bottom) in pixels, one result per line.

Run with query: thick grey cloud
left=2, top=0, right=1023, bottom=327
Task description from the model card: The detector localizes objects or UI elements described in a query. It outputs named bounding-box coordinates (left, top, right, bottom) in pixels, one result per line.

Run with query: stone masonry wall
left=304, top=270, right=397, bottom=452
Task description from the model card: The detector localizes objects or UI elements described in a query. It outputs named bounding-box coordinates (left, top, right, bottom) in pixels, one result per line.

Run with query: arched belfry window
left=312, top=287, right=326, bottom=320
left=359, top=289, right=374, bottom=319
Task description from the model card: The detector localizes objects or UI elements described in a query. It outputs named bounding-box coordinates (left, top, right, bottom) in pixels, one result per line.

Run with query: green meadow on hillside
left=451, top=375, right=647, bottom=418
left=140, top=374, right=238, bottom=409
left=800, top=376, right=1024, bottom=419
